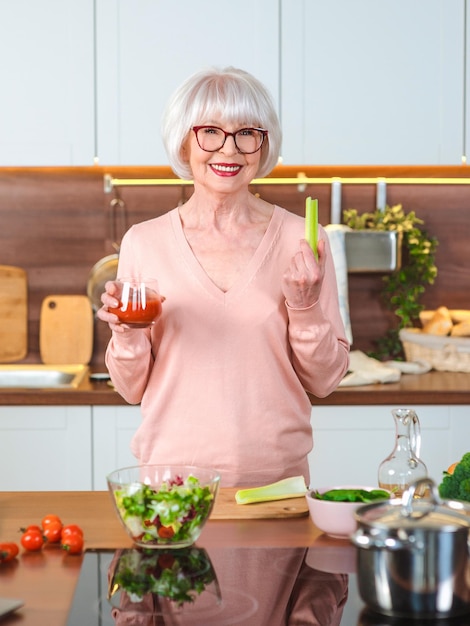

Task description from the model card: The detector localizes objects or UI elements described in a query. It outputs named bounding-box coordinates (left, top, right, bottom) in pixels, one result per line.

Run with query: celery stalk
left=305, top=196, right=318, bottom=260
left=235, top=476, right=308, bottom=505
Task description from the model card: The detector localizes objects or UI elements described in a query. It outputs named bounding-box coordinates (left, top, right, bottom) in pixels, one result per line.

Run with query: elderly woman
left=98, top=66, right=349, bottom=488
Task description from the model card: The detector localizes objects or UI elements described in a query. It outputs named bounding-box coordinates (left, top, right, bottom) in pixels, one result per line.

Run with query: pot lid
left=355, top=478, right=470, bottom=532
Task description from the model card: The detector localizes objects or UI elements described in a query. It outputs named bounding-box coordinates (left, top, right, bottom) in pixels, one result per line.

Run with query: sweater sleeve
left=286, top=302, right=350, bottom=397
left=285, top=230, right=350, bottom=397
left=103, top=222, right=160, bottom=405
left=105, top=329, right=155, bottom=404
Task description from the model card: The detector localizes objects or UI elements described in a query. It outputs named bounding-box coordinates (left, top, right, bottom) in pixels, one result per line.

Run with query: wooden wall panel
left=0, top=165, right=468, bottom=367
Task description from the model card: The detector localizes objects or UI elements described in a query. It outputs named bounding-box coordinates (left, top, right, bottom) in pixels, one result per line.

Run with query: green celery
left=235, top=476, right=307, bottom=505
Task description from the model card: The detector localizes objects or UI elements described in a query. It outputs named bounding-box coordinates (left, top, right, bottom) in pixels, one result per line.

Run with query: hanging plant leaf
left=343, top=204, right=438, bottom=361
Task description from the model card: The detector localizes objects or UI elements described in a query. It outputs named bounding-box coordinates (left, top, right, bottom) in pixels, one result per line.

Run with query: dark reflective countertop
left=67, top=546, right=470, bottom=626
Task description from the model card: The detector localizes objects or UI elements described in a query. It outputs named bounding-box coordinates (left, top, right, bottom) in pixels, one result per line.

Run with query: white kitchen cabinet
left=281, top=0, right=466, bottom=165
left=308, top=405, right=470, bottom=488
left=92, top=405, right=140, bottom=490
left=95, top=0, right=280, bottom=165
left=0, top=0, right=95, bottom=165
left=466, top=3, right=470, bottom=164
left=0, top=406, right=92, bottom=490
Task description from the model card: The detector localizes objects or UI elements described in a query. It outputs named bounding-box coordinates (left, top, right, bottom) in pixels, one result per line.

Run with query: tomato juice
left=109, top=294, right=162, bottom=328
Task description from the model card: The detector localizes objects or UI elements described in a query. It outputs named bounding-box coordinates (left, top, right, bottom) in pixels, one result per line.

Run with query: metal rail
left=103, top=173, right=470, bottom=193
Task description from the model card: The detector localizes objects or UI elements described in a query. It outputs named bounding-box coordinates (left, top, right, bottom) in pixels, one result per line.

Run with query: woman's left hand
left=282, top=239, right=326, bottom=308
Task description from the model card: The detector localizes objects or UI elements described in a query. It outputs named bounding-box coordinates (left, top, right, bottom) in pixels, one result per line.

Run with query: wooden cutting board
left=210, top=488, right=309, bottom=519
left=40, top=295, right=93, bottom=365
left=0, top=265, right=28, bottom=363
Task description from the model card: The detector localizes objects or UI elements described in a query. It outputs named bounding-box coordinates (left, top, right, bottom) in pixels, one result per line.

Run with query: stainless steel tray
left=345, top=231, right=402, bottom=273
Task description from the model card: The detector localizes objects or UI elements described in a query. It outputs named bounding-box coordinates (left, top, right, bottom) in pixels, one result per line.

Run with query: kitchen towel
left=339, top=350, right=431, bottom=387
left=325, top=224, right=353, bottom=345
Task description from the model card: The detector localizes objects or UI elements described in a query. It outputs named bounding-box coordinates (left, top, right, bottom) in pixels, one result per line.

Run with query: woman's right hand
left=96, top=280, right=127, bottom=333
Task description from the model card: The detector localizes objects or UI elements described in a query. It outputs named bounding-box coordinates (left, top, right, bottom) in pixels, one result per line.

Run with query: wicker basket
left=399, top=328, right=470, bottom=373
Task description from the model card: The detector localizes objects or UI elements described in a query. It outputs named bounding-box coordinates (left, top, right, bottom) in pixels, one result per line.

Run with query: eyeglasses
left=192, top=125, right=268, bottom=155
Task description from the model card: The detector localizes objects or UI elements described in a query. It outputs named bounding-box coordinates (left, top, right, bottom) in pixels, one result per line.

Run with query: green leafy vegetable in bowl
left=113, top=475, right=215, bottom=547
left=311, top=488, right=390, bottom=503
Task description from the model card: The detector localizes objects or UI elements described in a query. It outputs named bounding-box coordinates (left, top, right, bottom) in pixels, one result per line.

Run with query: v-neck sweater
left=105, top=206, right=349, bottom=487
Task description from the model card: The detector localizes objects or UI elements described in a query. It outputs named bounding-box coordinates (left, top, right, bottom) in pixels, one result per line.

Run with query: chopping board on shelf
left=0, top=265, right=28, bottom=363
left=210, top=488, right=309, bottom=519
left=40, top=295, right=93, bottom=365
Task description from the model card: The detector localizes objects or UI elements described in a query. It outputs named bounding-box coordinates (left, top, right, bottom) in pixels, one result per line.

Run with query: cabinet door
left=308, top=405, right=458, bottom=488
left=95, top=0, right=279, bottom=165
left=92, top=405, right=141, bottom=490
left=0, top=0, right=95, bottom=165
left=466, top=5, right=470, bottom=164
left=0, top=406, right=92, bottom=490
left=281, top=0, right=465, bottom=165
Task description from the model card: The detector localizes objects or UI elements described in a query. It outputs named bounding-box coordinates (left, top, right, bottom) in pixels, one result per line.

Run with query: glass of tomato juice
left=109, top=278, right=163, bottom=328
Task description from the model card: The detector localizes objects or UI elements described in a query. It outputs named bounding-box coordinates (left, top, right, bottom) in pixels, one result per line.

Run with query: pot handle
left=400, top=477, right=441, bottom=519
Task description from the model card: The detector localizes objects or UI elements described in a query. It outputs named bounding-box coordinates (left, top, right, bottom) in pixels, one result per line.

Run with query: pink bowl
left=306, top=485, right=387, bottom=539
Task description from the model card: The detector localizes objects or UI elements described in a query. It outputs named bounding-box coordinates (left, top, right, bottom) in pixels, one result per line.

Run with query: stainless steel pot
left=351, top=478, right=470, bottom=620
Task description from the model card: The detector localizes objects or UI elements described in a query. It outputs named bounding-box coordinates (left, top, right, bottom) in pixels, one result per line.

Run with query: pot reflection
left=358, top=606, right=470, bottom=626
left=106, top=546, right=349, bottom=625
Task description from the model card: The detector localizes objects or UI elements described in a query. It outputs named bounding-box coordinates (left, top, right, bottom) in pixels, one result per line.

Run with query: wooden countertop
left=1, top=370, right=469, bottom=406
left=0, top=490, right=322, bottom=626
left=309, top=370, right=470, bottom=405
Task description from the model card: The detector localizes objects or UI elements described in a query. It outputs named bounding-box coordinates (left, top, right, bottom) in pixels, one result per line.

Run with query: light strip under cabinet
left=103, top=173, right=470, bottom=192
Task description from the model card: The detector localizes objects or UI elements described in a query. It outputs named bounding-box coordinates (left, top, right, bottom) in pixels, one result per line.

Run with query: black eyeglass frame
left=192, top=125, right=268, bottom=154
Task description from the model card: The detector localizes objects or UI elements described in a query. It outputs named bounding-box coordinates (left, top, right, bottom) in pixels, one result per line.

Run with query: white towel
left=325, top=224, right=353, bottom=345
left=339, top=350, right=431, bottom=387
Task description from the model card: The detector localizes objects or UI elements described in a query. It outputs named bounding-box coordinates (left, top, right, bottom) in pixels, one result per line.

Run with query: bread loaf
left=420, top=309, right=470, bottom=325
left=450, top=310, right=470, bottom=323
left=422, top=306, right=453, bottom=336
left=450, top=320, right=470, bottom=337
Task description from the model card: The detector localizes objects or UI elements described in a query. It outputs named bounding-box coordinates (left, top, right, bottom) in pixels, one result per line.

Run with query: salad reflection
left=108, top=547, right=220, bottom=623
left=106, top=546, right=349, bottom=625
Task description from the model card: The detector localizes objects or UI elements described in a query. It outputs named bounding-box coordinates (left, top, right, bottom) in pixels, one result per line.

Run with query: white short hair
left=161, top=66, right=282, bottom=180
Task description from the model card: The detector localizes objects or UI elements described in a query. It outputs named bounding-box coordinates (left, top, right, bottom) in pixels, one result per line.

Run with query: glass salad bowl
left=107, top=465, right=220, bottom=549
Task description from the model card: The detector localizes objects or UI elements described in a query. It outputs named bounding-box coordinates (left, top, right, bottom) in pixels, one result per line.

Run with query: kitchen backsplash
left=0, top=165, right=468, bottom=366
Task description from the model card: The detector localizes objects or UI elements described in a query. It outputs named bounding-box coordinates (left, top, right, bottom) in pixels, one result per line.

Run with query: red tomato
left=42, top=514, right=62, bottom=529
left=0, top=542, right=19, bottom=563
left=21, top=529, right=44, bottom=552
left=158, top=553, right=175, bottom=569
left=21, top=524, right=42, bottom=534
left=61, top=534, right=84, bottom=555
left=61, top=524, right=84, bottom=540
left=43, top=521, right=63, bottom=544
left=157, top=525, right=175, bottom=539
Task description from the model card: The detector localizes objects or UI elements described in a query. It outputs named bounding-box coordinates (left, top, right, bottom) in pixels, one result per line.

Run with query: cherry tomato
left=21, top=528, right=44, bottom=552
left=61, top=534, right=84, bottom=555
left=157, top=525, right=175, bottom=539
left=43, top=521, right=63, bottom=544
left=20, top=524, right=42, bottom=534
left=41, top=514, right=62, bottom=529
left=61, top=524, right=83, bottom=540
left=0, top=542, right=19, bottom=563
left=158, top=553, right=175, bottom=569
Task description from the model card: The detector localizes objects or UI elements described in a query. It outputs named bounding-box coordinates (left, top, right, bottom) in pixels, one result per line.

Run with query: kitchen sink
left=0, top=364, right=89, bottom=389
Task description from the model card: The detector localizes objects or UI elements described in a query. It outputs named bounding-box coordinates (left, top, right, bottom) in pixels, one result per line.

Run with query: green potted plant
left=343, top=204, right=438, bottom=360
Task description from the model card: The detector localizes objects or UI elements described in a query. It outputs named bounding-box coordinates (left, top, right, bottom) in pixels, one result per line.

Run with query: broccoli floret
left=438, top=453, right=470, bottom=501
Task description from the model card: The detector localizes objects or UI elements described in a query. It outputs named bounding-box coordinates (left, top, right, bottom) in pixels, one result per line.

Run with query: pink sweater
left=106, top=206, right=349, bottom=487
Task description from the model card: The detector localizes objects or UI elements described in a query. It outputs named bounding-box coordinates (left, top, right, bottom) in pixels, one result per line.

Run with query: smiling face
left=182, top=121, right=263, bottom=195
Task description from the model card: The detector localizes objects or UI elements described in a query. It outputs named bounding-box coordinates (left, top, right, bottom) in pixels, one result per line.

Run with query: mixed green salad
left=311, top=488, right=390, bottom=503
left=110, top=547, right=217, bottom=606
left=113, top=475, right=215, bottom=546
